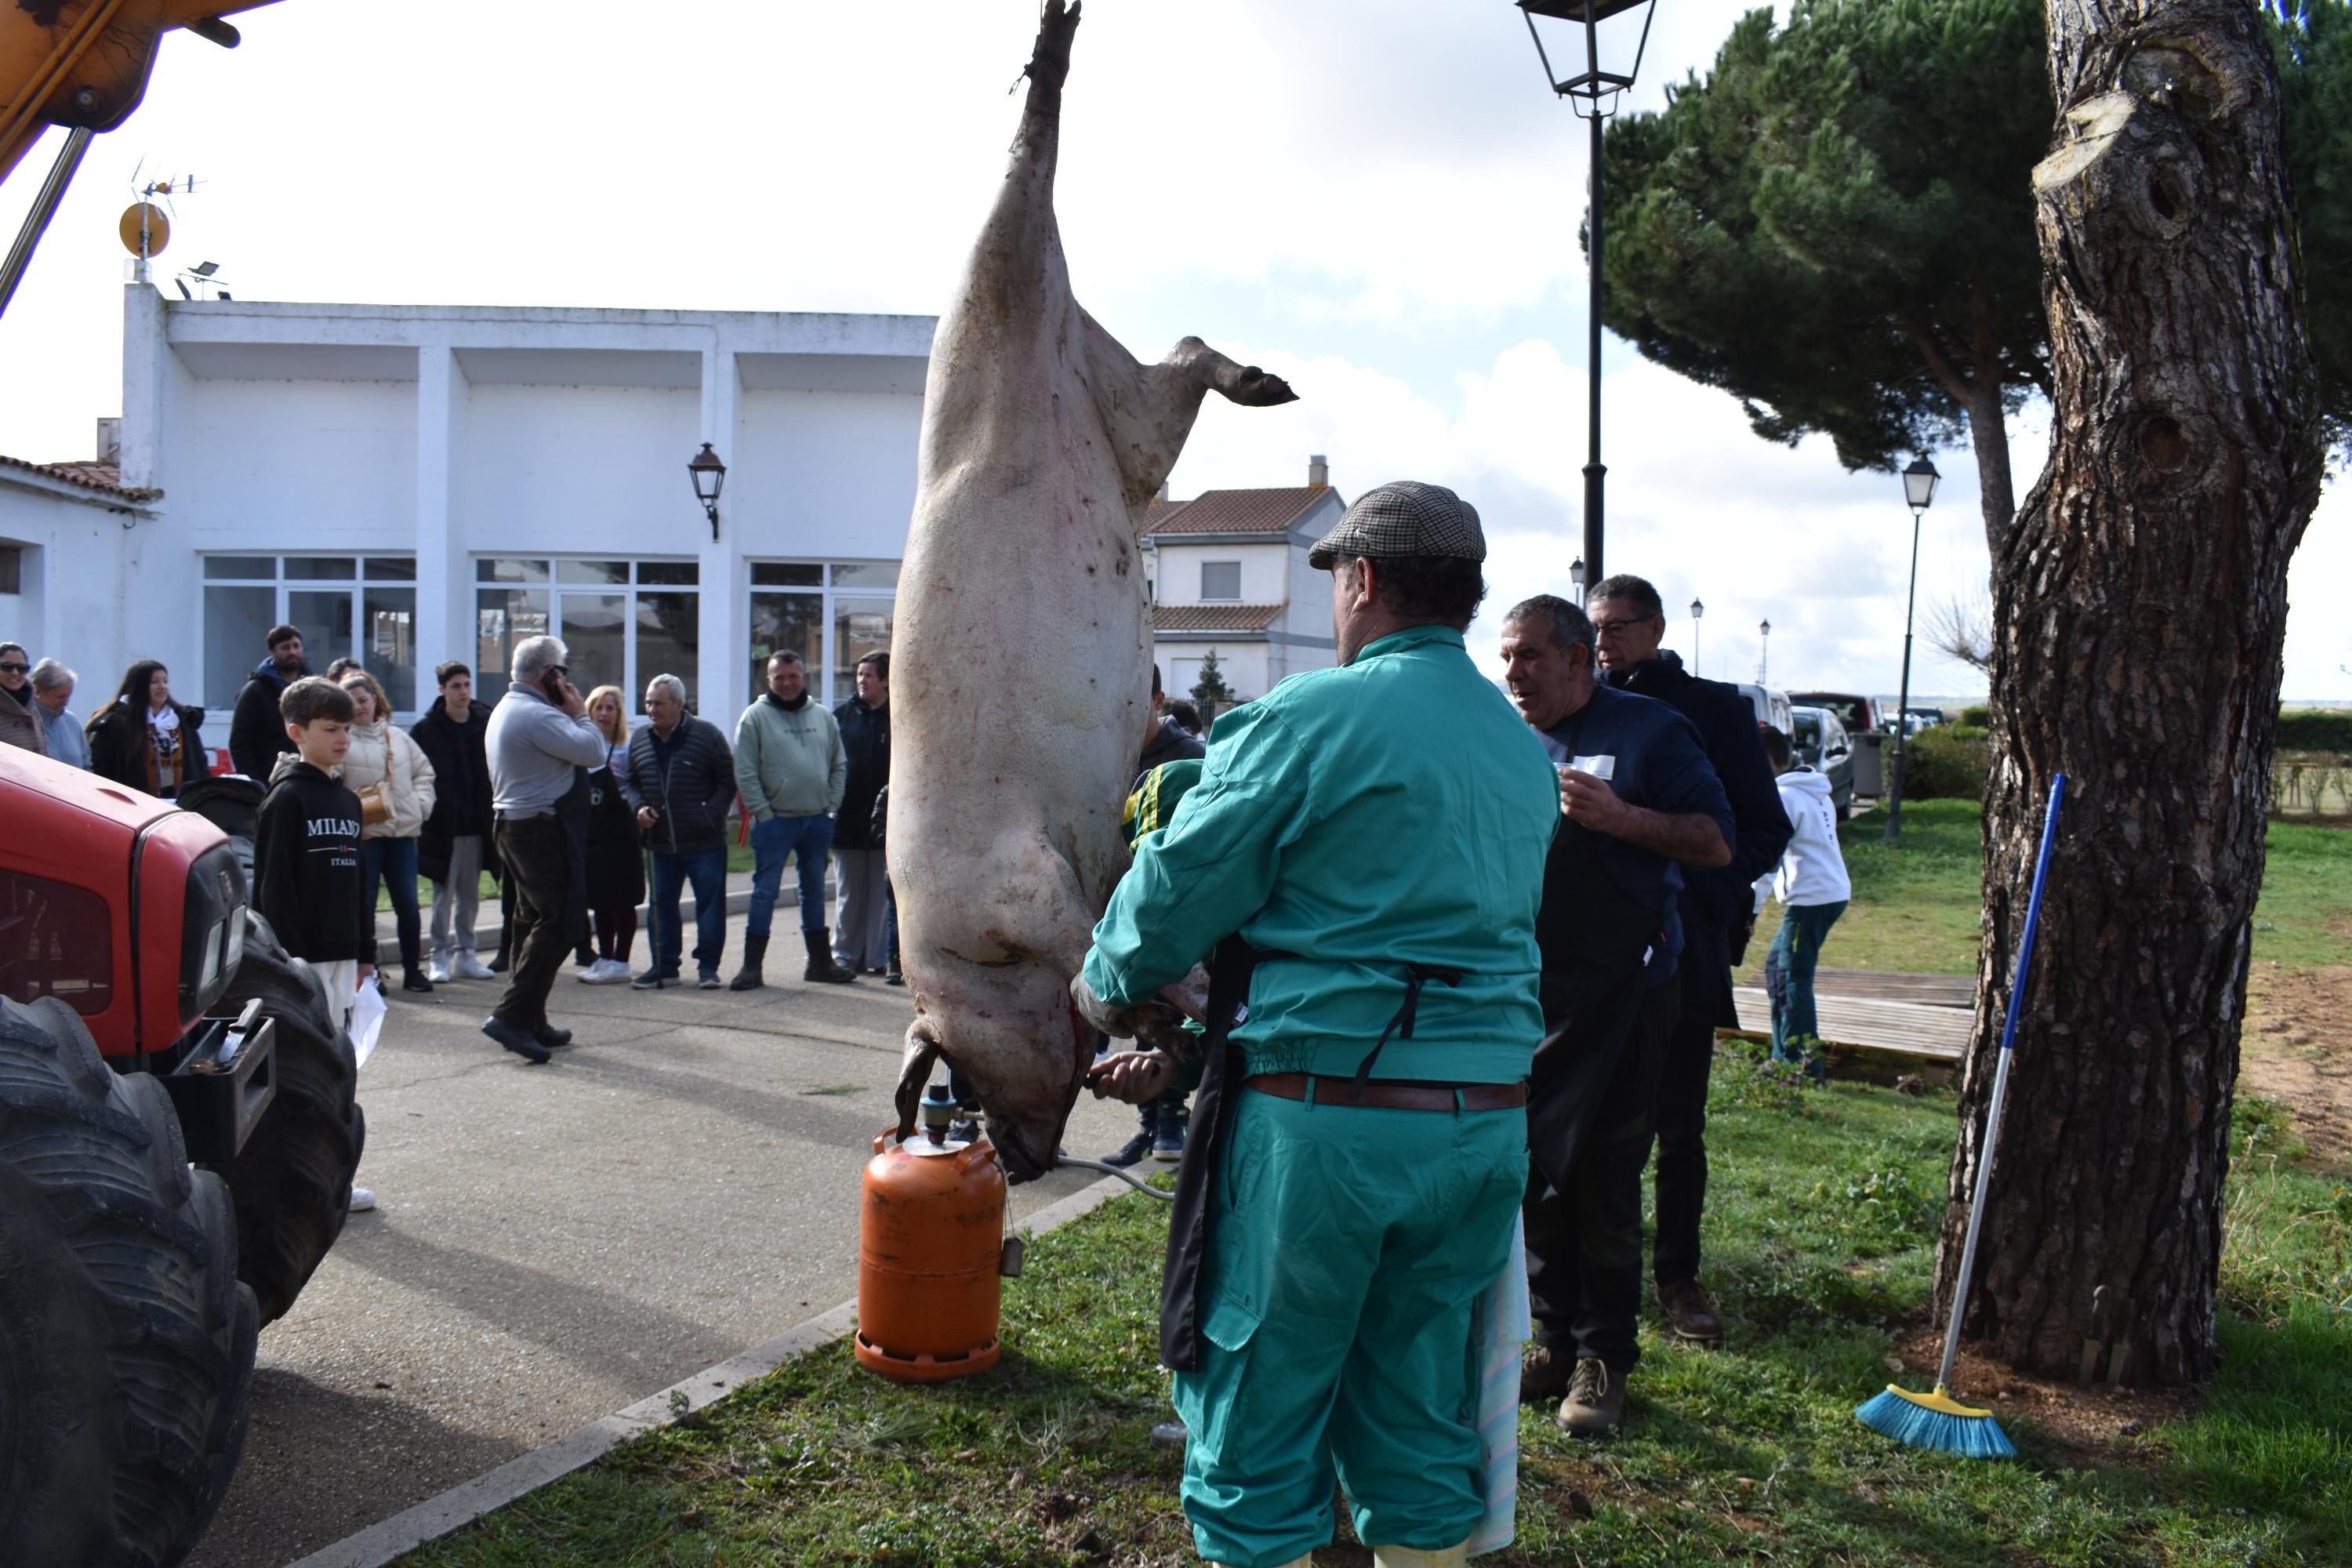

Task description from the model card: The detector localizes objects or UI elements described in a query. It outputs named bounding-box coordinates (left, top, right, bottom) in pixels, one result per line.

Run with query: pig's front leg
left=1167, top=336, right=1298, bottom=408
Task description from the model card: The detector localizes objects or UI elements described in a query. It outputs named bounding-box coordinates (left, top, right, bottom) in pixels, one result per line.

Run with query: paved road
left=188, top=922, right=1152, bottom=1568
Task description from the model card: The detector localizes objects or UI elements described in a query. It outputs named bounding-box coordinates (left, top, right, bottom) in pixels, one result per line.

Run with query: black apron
left=1526, top=817, right=1671, bottom=1192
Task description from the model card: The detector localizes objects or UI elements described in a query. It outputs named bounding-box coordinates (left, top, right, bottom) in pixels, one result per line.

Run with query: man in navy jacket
left=1589, top=574, right=1792, bottom=1347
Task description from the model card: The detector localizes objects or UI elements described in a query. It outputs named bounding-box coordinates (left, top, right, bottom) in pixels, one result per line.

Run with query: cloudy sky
left=1, top=0, right=2343, bottom=702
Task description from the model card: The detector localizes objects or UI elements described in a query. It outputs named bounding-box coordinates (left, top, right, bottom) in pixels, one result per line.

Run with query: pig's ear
left=1219, top=366, right=1298, bottom=408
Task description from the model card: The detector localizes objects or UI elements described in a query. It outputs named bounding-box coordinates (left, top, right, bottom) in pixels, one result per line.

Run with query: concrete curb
left=284, top=1172, right=1136, bottom=1568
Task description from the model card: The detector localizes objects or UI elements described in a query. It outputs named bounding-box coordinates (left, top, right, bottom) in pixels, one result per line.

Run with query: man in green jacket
left=730, top=650, right=854, bottom=989
left=1079, top=481, right=1559, bottom=1568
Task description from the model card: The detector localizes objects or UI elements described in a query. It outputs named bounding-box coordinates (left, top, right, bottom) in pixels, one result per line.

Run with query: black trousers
left=1525, top=980, right=1681, bottom=1374
left=492, top=815, right=572, bottom=1029
left=1651, top=1008, right=1717, bottom=1287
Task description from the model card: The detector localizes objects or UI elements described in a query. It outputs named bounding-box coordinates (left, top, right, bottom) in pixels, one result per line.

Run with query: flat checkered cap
left=1307, top=480, right=1486, bottom=569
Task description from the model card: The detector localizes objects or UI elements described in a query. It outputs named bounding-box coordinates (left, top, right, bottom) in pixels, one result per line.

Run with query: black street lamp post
left=1570, top=555, right=1587, bottom=606
left=1516, top=0, right=1659, bottom=592
left=1883, top=456, right=1940, bottom=843
left=1759, top=618, right=1771, bottom=685
left=688, top=443, right=727, bottom=541
left=1690, top=595, right=1704, bottom=676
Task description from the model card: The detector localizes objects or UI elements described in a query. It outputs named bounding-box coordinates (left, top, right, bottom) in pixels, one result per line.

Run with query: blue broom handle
left=1936, top=772, right=2067, bottom=1392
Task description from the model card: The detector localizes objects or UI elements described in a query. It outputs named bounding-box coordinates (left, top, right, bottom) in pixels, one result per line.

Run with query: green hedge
left=2276, top=710, right=2352, bottom=755
left=1959, top=704, right=1991, bottom=727
left=1897, top=724, right=1990, bottom=800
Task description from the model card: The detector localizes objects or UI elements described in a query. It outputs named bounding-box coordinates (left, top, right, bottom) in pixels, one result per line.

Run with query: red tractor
left=0, top=746, right=363, bottom=1566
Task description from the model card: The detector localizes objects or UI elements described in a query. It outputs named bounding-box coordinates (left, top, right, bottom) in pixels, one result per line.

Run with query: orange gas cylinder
left=855, top=1087, right=1008, bottom=1384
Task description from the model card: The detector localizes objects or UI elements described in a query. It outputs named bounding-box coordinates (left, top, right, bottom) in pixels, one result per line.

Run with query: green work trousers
left=1172, top=1086, right=1529, bottom=1567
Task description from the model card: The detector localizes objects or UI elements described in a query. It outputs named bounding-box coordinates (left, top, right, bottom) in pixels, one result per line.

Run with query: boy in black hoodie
left=254, top=676, right=377, bottom=1209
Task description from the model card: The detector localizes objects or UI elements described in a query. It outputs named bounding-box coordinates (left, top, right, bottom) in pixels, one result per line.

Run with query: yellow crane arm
left=0, top=0, right=283, bottom=186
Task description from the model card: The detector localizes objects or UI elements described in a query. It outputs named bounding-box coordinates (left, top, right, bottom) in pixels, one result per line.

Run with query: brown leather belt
left=1243, top=1073, right=1528, bottom=1112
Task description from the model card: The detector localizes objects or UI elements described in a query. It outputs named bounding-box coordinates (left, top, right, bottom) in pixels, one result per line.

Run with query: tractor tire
left=212, top=911, right=365, bottom=1325
left=0, top=996, right=260, bottom=1568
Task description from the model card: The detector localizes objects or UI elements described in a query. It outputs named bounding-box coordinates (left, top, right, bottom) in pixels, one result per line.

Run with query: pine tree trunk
left=1940, top=0, right=2322, bottom=1386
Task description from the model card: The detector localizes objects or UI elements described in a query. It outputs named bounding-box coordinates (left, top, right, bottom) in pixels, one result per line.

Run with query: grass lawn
left=401, top=1060, right=2350, bottom=1568
left=1766, top=801, right=2352, bottom=978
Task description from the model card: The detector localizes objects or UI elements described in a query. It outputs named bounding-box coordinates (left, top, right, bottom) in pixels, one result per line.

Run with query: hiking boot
left=1519, top=1341, right=1579, bottom=1406
left=482, top=1016, right=552, bottom=1064
left=1558, top=1358, right=1627, bottom=1436
left=1658, top=1279, right=1726, bottom=1345
left=1152, top=1105, right=1188, bottom=1162
left=1101, top=1129, right=1154, bottom=1168
left=728, top=933, right=768, bottom=992
left=803, top=928, right=856, bottom=984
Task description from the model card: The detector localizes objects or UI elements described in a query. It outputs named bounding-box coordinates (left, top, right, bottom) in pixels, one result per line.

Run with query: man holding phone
left=483, top=635, right=608, bottom=1062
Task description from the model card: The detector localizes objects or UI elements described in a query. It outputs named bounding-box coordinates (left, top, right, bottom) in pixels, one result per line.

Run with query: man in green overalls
left=1076, top=481, right=1559, bottom=1568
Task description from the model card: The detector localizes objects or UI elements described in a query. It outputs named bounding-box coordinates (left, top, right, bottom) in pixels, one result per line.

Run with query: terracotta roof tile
left=1148, top=486, right=1330, bottom=536
left=0, top=454, right=161, bottom=503
left=1152, top=602, right=1284, bottom=633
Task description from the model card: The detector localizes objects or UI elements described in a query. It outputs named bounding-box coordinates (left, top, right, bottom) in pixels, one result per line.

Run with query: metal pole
left=0, top=126, right=93, bottom=321
left=1883, top=510, right=1923, bottom=842
left=1581, top=107, right=1606, bottom=590
left=1693, top=619, right=1701, bottom=677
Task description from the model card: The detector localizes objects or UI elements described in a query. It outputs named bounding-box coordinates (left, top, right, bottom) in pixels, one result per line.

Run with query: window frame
left=1200, top=560, right=1243, bottom=601
left=472, top=556, right=702, bottom=708
left=201, top=554, right=419, bottom=717
left=746, top=560, right=899, bottom=706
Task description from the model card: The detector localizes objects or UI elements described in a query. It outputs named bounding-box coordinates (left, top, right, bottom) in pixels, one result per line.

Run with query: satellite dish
left=118, top=202, right=170, bottom=259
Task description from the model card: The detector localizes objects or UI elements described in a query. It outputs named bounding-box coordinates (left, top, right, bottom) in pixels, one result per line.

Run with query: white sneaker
left=454, top=951, right=496, bottom=981
left=425, top=953, right=452, bottom=983
left=348, top=1186, right=377, bottom=1214
left=578, top=957, right=633, bottom=985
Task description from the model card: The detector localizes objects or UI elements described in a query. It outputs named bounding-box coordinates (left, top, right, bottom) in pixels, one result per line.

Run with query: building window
left=0, top=545, right=21, bottom=595
left=1201, top=561, right=1241, bottom=601
left=474, top=558, right=699, bottom=706
left=202, top=556, right=418, bottom=713
left=749, top=561, right=898, bottom=706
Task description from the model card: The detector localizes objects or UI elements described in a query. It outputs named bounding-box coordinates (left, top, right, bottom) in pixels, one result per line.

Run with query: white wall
left=732, top=390, right=921, bottom=561
left=168, top=377, right=419, bottom=551
left=1153, top=540, right=1289, bottom=605
left=0, top=485, right=133, bottom=694
left=452, top=383, right=699, bottom=559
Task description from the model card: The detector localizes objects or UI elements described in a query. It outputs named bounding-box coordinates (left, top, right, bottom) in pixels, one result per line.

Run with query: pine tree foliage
left=1597, top=0, right=2351, bottom=546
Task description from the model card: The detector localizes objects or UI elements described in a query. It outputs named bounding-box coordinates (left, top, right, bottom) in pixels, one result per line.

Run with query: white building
left=1143, top=457, right=1342, bottom=706
left=2, top=287, right=931, bottom=727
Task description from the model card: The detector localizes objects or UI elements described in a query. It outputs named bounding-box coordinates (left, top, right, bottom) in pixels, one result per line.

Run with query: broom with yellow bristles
left=1857, top=772, right=2067, bottom=1461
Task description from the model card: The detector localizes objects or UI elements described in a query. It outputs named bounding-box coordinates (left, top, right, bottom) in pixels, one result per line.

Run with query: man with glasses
left=1587, top=575, right=1791, bottom=1349
left=0, top=644, right=47, bottom=755
left=482, top=636, right=607, bottom=1063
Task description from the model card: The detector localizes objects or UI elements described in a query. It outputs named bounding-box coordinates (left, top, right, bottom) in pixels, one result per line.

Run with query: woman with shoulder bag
left=341, top=670, right=439, bottom=993
left=577, top=685, right=646, bottom=985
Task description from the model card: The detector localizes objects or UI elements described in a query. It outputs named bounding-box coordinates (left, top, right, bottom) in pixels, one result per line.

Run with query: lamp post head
left=1903, top=455, right=1940, bottom=513
left=1690, top=597, right=1705, bottom=621
left=1570, top=556, right=1587, bottom=592
left=688, top=442, right=727, bottom=506
left=1516, top=0, right=1660, bottom=104
left=1760, top=618, right=1771, bottom=637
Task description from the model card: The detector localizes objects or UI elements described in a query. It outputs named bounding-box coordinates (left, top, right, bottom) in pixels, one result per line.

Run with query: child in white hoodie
left=1755, top=725, right=1851, bottom=1078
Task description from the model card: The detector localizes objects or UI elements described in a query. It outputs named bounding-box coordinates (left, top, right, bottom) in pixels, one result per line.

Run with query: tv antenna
left=119, top=161, right=202, bottom=281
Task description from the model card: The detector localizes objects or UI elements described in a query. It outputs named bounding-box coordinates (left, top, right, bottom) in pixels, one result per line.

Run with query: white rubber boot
left=1370, top=1541, right=1471, bottom=1568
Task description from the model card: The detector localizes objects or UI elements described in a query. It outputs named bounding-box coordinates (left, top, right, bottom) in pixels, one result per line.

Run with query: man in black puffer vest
left=1588, top=575, right=1791, bottom=1348
left=620, top=673, right=738, bottom=989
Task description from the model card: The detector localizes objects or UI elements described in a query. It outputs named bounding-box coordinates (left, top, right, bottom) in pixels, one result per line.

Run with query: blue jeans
left=747, top=814, right=833, bottom=938
left=359, top=837, right=421, bottom=971
left=652, top=846, right=728, bottom=979
left=1766, top=899, right=1846, bottom=1069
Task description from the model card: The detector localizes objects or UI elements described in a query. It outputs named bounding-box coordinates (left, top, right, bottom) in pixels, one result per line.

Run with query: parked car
left=1733, top=683, right=1795, bottom=737
left=1902, top=706, right=1947, bottom=735
left=1791, top=691, right=1883, bottom=735
left=1788, top=704, right=1857, bottom=818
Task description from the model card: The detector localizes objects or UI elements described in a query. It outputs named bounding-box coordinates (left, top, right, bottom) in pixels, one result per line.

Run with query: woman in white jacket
left=341, top=670, right=439, bottom=994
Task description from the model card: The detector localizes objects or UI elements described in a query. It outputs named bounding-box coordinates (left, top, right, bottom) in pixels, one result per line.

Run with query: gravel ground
left=187, top=930, right=1151, bottom=1568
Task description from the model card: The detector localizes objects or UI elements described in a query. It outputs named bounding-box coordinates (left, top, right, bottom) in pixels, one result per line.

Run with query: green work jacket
left=1083, top=624, right=1559, bottom=1085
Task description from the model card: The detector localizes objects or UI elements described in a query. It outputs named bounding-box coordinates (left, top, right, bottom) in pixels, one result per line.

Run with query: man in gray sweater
left=484, top=636, right=608, bottom=1062
left=730, top=650, right=853, bottom=989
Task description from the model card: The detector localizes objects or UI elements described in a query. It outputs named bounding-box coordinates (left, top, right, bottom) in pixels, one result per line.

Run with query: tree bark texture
left=1940, top=0, right=2322, bottom=1386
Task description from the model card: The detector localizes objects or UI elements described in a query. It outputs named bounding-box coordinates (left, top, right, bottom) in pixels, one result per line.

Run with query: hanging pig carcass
left=887, top=0, right=1294, bottom=1181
